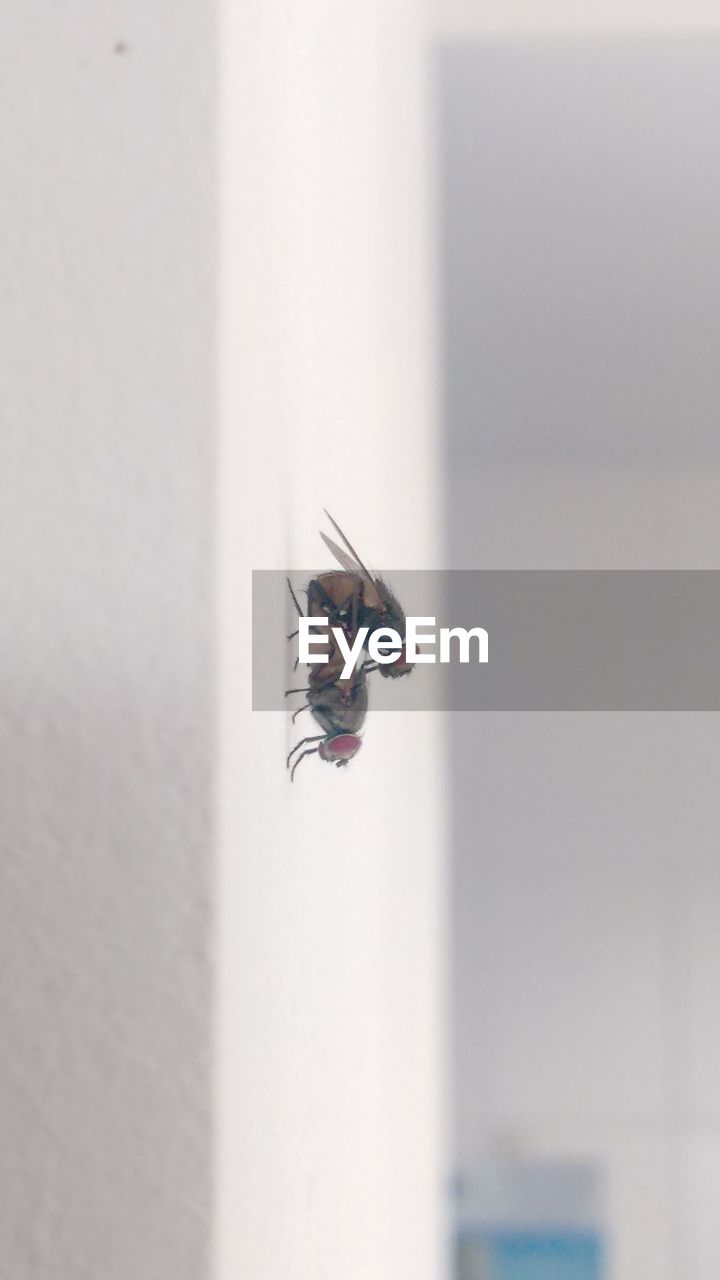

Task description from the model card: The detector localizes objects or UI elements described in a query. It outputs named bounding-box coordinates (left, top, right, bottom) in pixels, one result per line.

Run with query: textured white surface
left=0, top=3, right=214, bottom=1276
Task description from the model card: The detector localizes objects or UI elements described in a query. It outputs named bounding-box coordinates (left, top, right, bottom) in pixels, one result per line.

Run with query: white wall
left=0, top=4, right=214, bottom=1276
left=436, top=14, right=720, bottom=1280
left=217, top=2, right=448, bottom=1279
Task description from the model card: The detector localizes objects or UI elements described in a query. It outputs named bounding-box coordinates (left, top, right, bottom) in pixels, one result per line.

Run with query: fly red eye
left=319, top=733, right=362, bottom=763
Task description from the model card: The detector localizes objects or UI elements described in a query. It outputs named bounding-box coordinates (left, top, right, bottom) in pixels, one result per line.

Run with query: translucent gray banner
left=254, top=570, right=720, bottom=711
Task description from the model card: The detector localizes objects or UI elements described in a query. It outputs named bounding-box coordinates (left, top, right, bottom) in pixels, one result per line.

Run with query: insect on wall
left=285, top=513, right=413, bottom=779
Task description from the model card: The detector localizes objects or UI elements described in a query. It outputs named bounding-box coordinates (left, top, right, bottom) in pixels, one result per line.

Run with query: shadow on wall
left=0, top=2, right=216, bottom=1272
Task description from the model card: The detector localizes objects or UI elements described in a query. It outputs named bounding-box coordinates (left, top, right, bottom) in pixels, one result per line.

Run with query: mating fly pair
left=286, top=512, right=411, bottom=780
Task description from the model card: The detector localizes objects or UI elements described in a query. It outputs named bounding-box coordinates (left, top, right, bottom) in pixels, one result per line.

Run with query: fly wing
left=319, top=532, right=370, bottom=580
left=322, top=511, right=378, bottom=582
left=318, top=536, right=365, bottom=633
left=320, top=512, right=387, bottom=613
left=320, top=532, right=386, bottom=617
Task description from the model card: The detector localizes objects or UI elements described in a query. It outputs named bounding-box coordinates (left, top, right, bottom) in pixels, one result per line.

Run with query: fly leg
left=287, top=733, right=325, bottom=781
left=290, top=748, right=319, bottom=781
left=286, top=576, right=305, bottom=621
left=287, top=734, right=324, bottom=766
left=291, top=703, right=309, bottom=724
left=287, top=578, right=306, bottom=667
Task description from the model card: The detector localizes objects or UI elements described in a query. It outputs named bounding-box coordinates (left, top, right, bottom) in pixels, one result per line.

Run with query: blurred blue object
left=456, top=1228, right=603, bottom=1280
left=454, top=1158, right=606, bottom=1280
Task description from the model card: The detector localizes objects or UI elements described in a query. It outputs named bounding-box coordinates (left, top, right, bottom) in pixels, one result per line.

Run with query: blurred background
left=437, top=18, right=720, bottom=1280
